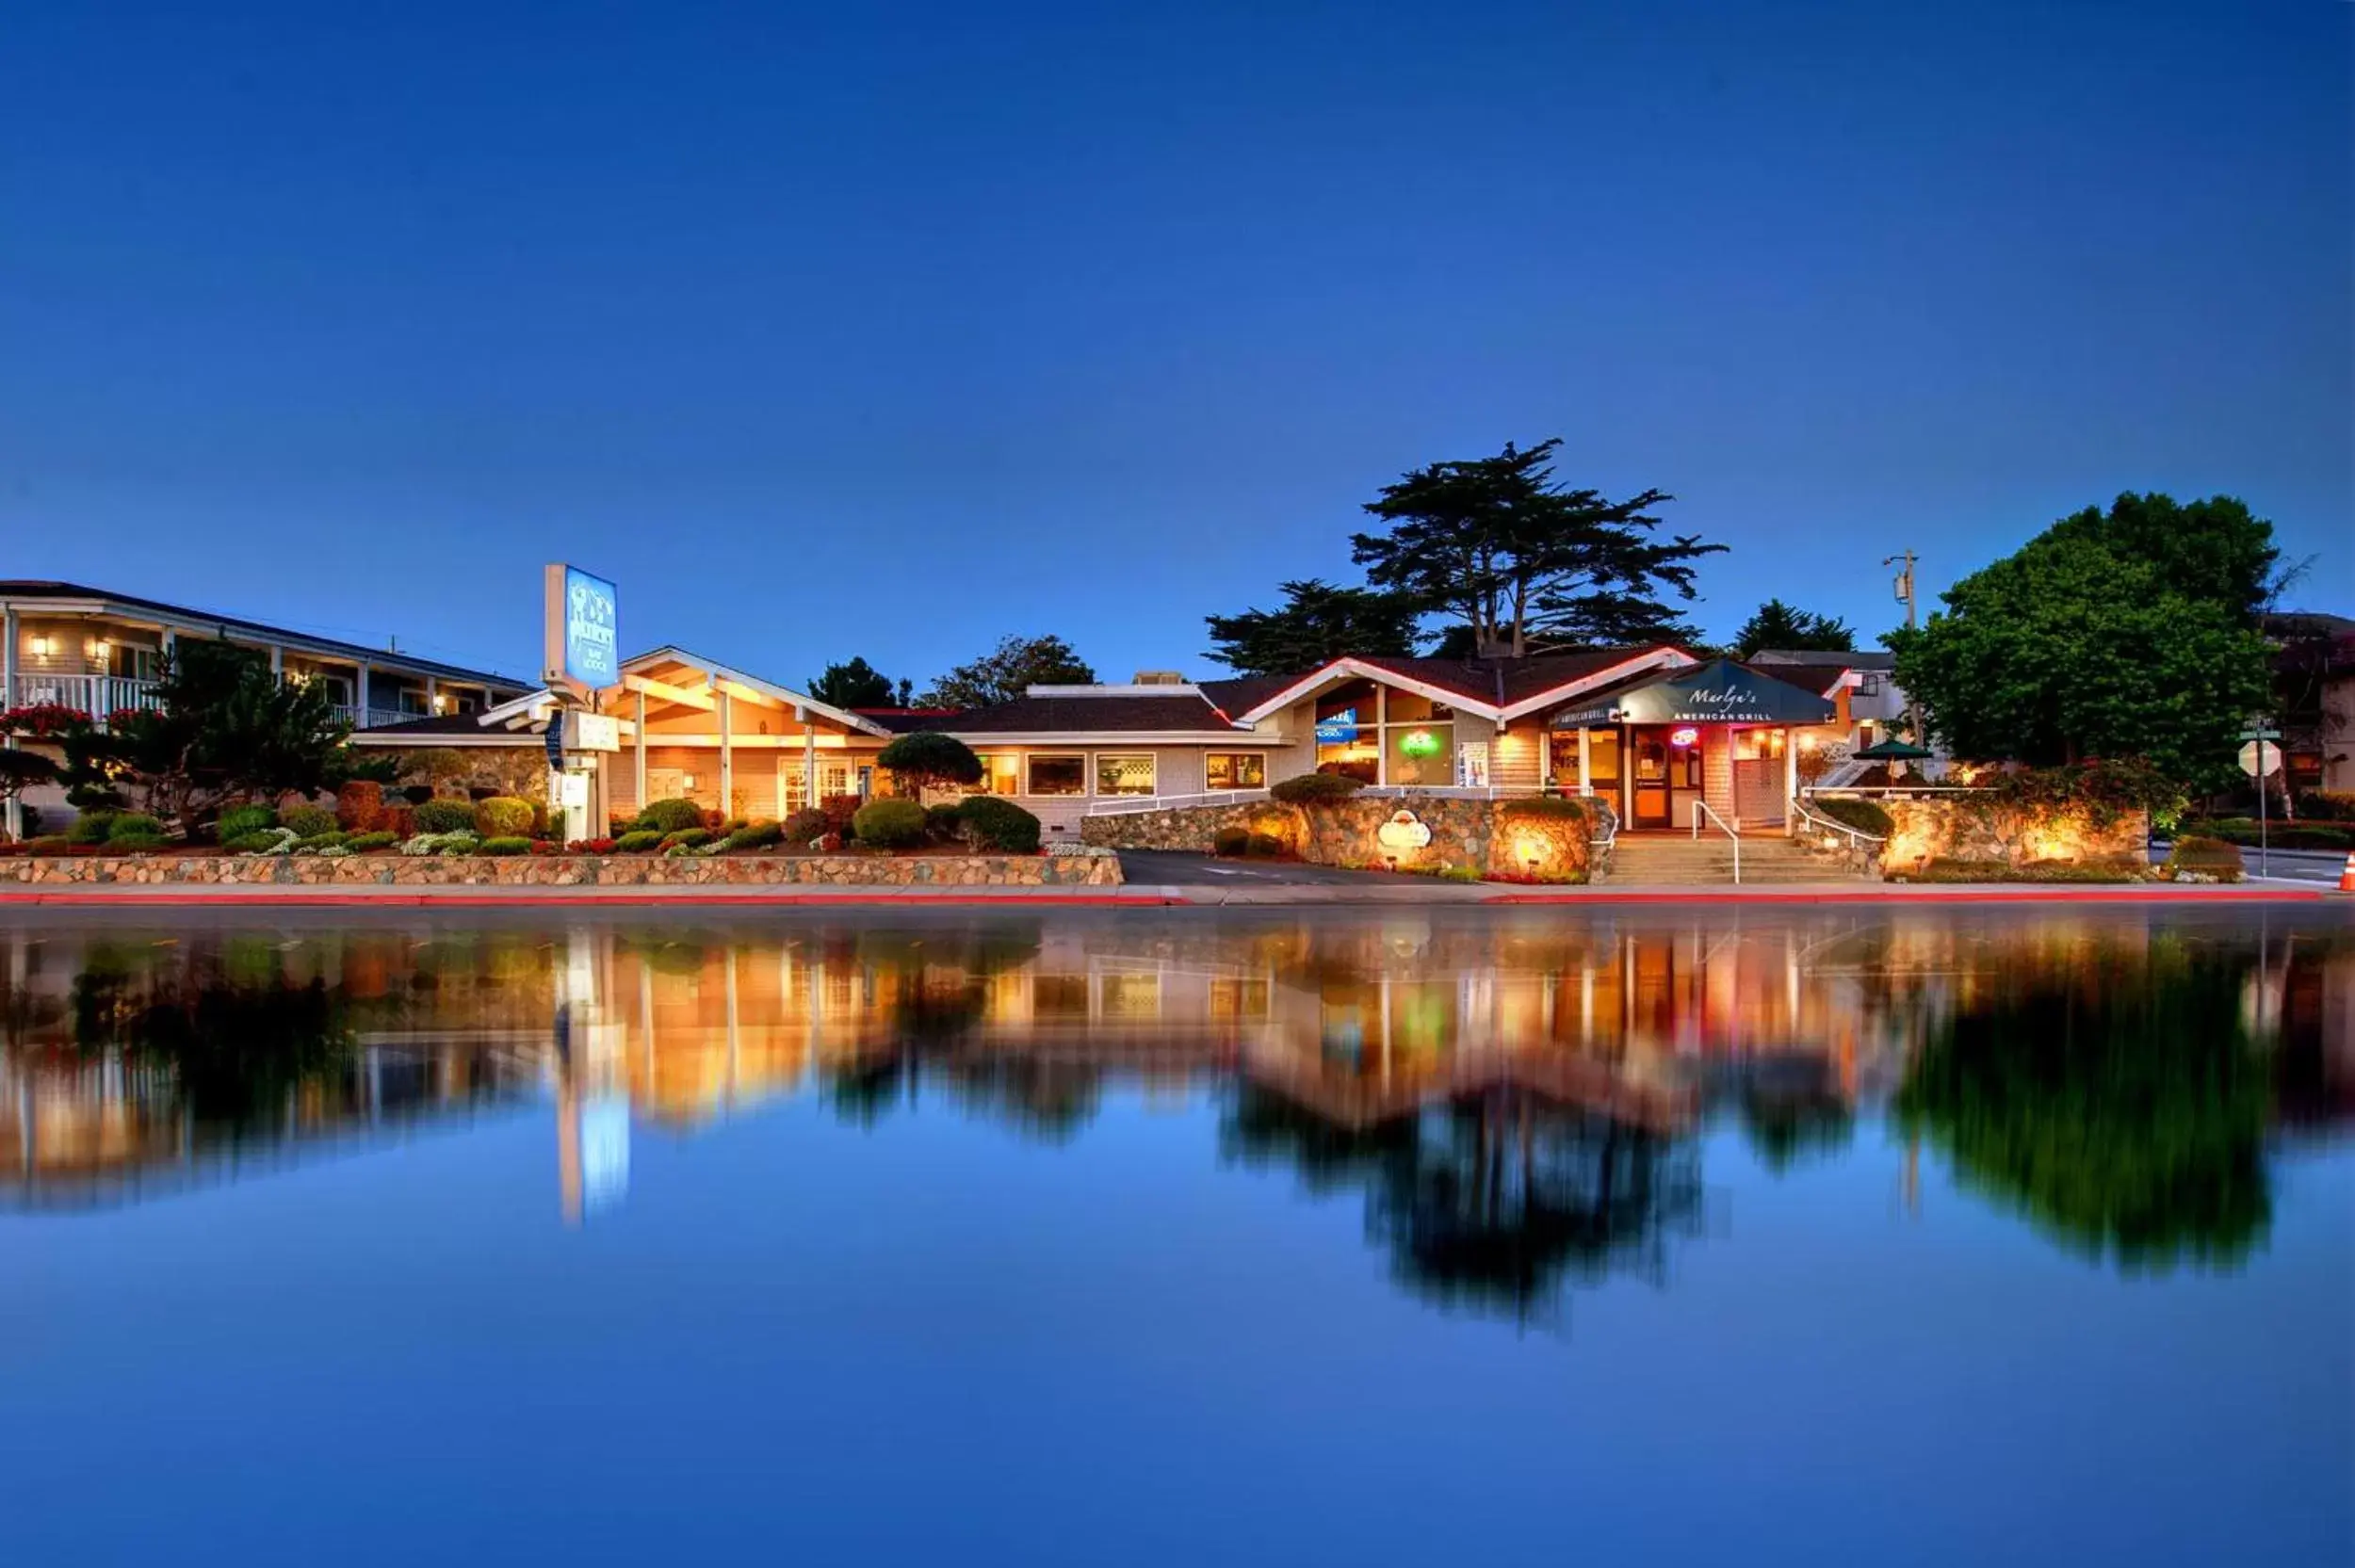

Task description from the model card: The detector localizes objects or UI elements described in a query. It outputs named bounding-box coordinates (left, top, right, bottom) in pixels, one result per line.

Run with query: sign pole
left=2240, top=724, right=2281, bottom=879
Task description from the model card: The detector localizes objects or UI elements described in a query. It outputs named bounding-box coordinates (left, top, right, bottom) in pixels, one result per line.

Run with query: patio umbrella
left=1851, top=736, right=1933, bottom=761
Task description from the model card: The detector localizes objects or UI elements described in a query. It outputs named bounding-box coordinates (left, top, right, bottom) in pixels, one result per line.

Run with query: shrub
left=818, top=793, right=863, bottom=832
left=1272, top=772, right=1366, bottom=805
left=217, top=803, right=277, bottom=843
left=295, top=832, right=350, bottom=851
left=781, top=809, right=830, bottom=846
left=2296, top=790, right=2355, bottom=823
left=414, top=798, right=478, bottom=833
left=478, top=836, right=531, bottom=856
left=380, top=804, right=416, bottom=839
left=280, top=803, right=337, bottom=837
left=475, top=796, right=534, bottom=837
left=614, top=829, right=665, bottom=853
left=1812, top=797, right=1894, bottom=837
left=345, top=831, right=399, bottom=851
left=1905, top=856, right=2147, bottom=884
left=1213, top=826, right=1250, bottom=858
left=399, top=831, right=479, bottom=856
left=106, top=813, right=166, bottom=843
left=401, top=784, right=435, bottom=805
left=853, top=798, right=928, bottom=849
left=108, top=832, right=170, bottom=853
left=2164, top=836, right=2245, bottom=882
left=66, top=811, right=117, bottom=845
left=335, top=780, right=384, bottom=832
left=657, top=828, right=711, bottom=851
left=227, top=827, right=297, bottom=854
left=1247, top=831, right=1288, bottom=857
left=722, top=820, right=784, bottom=851
left=1437, top=865, right=1486, bottom=883
left=635, top=798, right=704, bottom=832
left=957, top=796, right=1041, bottom=853
left=877, top=731, right=984, bottom=793
left=719, top=817, right=749, bottom=836
left=924, top=802, right=967, bottom=842
left=1497, top=796, right=1590, bottom=824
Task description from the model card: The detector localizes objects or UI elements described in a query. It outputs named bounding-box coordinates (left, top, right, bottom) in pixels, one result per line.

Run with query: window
left=1205, top=752, right=1265, bottom=790
left=1587, top=730, right=1621, bottom=784
left=1026, top=753, right=1086, bottom=796
left=1733, top=729, right=1787, bottom=761
left=1856, top=673, right=1884, bottom=695
left=1096, top=753, right=1156, bottom=797
left=977, top=754, right=1020, bottom=796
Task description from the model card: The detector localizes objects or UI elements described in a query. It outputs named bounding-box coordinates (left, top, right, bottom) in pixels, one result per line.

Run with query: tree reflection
left=1894, top=936, right=2271, bottom=1270
left=1223, top=1084, right=1704, bottom=1327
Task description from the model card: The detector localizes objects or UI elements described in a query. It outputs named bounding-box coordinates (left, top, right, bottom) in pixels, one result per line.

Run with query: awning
left=1550, top=658, right=1835, bottom=729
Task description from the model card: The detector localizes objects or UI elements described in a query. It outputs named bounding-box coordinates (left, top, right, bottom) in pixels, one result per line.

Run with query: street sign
left=2238, top=740, right=2282, bottom=778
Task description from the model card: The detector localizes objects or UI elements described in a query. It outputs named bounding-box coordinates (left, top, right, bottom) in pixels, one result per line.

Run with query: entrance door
left=1632, top=733, right=1671, bottom=828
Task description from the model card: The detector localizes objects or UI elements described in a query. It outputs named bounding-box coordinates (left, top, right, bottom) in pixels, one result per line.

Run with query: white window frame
left=1203, top=751, right=1268, bottom=790
left=1025, top=752, right=1088, bottom=798
left=975, top=752, right=1022, bottom=796
left=1093, top=752, right=1157, bottom=798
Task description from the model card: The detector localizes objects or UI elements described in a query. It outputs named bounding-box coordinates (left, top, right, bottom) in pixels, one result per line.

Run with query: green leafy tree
left=918, top=635, right=1096, bottom=709
left=876, top=729, right=984, bottom=794
left=59, top=640, right=351, bottom=832
left=2043, top=493, right=2279, bottom=626
left=0, top=749, right=60, bottom=836
left=807, top=656, right=900, bottom=710
left=1889, top=528, right=2270, bottom=791
left=1730, top=598, right=1855, bottom=658
left=1203, top=578, right=1426, bottom=674
left=1351, top=438, right=1722, bottom=657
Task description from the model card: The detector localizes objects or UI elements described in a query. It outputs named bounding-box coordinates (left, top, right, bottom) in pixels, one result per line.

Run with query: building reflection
left=1, top=911, right=2347, bottom=1304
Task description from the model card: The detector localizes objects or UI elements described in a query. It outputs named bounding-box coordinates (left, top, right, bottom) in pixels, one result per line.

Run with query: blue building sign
left=545, top=564, right=619, bottom=689
left=1315, top=706, right=1359, bottom=745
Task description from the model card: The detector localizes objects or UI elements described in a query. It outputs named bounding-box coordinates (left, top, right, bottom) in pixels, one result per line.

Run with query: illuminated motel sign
left=544, top=564, right=619, bottom=695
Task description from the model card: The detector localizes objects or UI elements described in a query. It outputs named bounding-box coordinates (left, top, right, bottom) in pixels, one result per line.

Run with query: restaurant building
left=360, top=640, right=1838, bottom=839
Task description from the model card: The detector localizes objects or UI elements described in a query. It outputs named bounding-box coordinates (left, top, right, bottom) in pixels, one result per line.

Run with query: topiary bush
left=924, top=802, right=967, bottom=843
left=635, top=798, right=705, bottom=833
left=106, top=813, right=166, bottom=843
left=474, top=796, right=534, bottom=837
left=280, top=803, right=337, bottom=837
left=478, top=836, right=531, bottom=856
left=335, top=780, right=384, bottom=832
left=852, top=798, right=928, bottom=849
left=614, top=830, right=664, bottom=852
left=1213, top=826, right=1249, bottom=857
left=2164, top=836, right=2244, bottom=882
left=1812, top=796, right=1894, bottom=837
left=414, top=798, right=478, bottom=833
left=877, top=730, right=984, bottom=794
left=1271, top=772, right=1366, bottom=806
left=217, top=803, right=276, bottom=843
left=780, top=809, right=830, bottom=847
left=66, top=811, right=117, bottom=846
left=957, top=796, right=1041, bottom=853
left=722, top=820, right=783, bottom=851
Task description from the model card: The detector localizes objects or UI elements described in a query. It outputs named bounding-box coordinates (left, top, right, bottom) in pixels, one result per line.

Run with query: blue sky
left=3, top=0, right=2347, bottom=687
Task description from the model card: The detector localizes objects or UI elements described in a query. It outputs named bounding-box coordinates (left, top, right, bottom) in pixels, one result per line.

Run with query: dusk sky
left=4, top=1, right=2347, bottom=689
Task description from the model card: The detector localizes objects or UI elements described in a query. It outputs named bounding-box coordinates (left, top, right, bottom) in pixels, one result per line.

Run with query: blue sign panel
left=1315, top=707, right=1358, bottom=745
left=561, top=567, right=620, bottom=687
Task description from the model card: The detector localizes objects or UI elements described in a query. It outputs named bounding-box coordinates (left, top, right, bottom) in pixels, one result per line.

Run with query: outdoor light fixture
left=1515, top=832, right=1548, bottom=872
left=28, top=634, right=51, bottom=659
left=1669, top=726, right=1698, bottom=748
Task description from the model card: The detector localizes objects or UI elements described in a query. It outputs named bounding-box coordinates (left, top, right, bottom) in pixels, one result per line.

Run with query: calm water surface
left=3, top=905, right=2349, bottom=1566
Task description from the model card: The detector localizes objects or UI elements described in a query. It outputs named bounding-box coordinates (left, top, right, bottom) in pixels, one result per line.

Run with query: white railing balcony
left=1086, top=787, right=1272, bottom=816
left=4, top=674, right=163, bottom=727
left=339, top=706, right=426, bottom=731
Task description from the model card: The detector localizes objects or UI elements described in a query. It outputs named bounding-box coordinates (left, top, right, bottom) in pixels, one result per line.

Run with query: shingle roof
left=919, top=693, right=1241, bottom=735
left=349, top=712, right=516, bottom=737
left=1747, top=648, right=1895, bottom=669
left=0, top=579, right=528, bottom=688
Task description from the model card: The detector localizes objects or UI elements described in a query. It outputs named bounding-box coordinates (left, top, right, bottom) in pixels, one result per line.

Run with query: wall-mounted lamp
left=28, top=634, right=52, bottom=659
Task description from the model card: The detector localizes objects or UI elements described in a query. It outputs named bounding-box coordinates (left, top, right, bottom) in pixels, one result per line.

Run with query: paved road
left=2152, top=841, right=2351, bottom=886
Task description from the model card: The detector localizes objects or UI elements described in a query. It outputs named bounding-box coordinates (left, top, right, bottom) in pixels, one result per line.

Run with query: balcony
left=338, top=706, right=432, bottom=732
left=3, top=674, right=164, bottom=727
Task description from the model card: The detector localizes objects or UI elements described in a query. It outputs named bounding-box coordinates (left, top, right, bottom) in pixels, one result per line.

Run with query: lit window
left=1205, top=752, right=1265, bottom=790
left=1096, top=753, right=1156, bottom=796
left=977, top=754, right=1020, bottom=796
left=1026, top=754, right=1086, bottom=796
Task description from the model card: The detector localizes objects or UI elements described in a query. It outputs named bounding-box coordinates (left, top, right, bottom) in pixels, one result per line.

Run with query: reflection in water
left=1, top=909, right=2347, bottom=1315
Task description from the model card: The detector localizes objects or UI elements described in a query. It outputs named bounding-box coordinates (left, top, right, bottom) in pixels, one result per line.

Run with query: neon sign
left=1669, top=726, right=1698, bottom=748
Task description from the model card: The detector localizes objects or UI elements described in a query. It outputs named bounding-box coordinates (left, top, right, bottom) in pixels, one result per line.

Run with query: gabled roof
left=897, top=691, right=1246, bottom=738
left=619, top=646, right=894, bottom=737
left=1226, top=645, right=1697, bottom=724
left=0, top=579, right=529, bottom=689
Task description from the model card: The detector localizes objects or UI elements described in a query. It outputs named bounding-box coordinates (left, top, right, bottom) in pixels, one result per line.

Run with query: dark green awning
left=1551, top=657, right=1835, bottom=728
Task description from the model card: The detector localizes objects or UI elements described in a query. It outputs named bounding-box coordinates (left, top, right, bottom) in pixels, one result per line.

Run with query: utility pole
left=1883, top=550, right=1924, bottom=749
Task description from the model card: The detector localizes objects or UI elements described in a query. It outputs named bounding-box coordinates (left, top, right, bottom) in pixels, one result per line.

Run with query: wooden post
left=1783, top=727, right=1799, bottom=836
left=634, top=688, right=647, bottom=810
left=355, top=659, right=369, bottom=722
left=2, top=605, right=16, bottom=841
left=717, top=688, right=733, bottom=816
left=1577, top=728, right=1591, bottom=797
left=798, top=704, right=816, bottom=809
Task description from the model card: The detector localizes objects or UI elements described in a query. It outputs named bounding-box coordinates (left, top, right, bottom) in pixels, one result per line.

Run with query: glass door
left=1632, top=732, right=1671, bottom=827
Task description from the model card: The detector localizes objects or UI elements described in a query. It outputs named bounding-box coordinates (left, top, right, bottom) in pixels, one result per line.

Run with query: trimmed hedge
left=106, top=813, right=166, bottom=843
left=1271, top=773, right=1365, bottom=805
left=1906, top=856, right=2147, bottom=884
left=345, top=831, right=399, bottom=851
left=614, top=830, right=665, bottom=852
left=957, top=796, right=1041, bottom=853
left=217, top=803, right=277, bottom=843
left=1213, top=826, right=1249, bottom=858
left=414, top=798, right=478, bottom=833
left=657, top=828, right=710, bottom=851
left=478, top=836, right=532, bottom=856
left=2164, top=836, right=2244, bottom=881
left=107, top=832, right=170, bottom=852
left=780, top=809, right=830, bottom=846
left=635, top=798, right=705, bottom=833
left=474, top=796, right=535, bottom=837
left=1496, top=796, right=1590, bottom=824
left=224, top=830, right=287, bottom=853
left=335, top=780, right=384, bottom=832
left=280, top=803, right=337, bottom=837
left=722, top=820, right=783, bottom=851
left=66, top=812, right=117, bottom=846
left=853, top=798, right=928, bottom=848
left=1813, top=797, right=1894, bottom=837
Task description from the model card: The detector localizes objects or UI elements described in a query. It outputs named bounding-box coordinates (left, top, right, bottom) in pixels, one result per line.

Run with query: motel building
left=356, top=641, right=1842, bottom=841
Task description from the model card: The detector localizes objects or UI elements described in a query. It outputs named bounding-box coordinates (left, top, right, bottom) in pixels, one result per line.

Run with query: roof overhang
left=1549, top=658, right=1835, bottom=729
left=1232, top=645, right=1697, bottom=726
left=618, top=647, right=894, bottom=737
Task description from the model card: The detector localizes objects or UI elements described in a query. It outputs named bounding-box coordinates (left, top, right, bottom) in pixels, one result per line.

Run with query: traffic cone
left=2340, top=851, right=2355, bottom=893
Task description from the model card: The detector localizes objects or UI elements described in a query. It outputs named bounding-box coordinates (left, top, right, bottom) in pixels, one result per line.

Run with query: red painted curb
left=1488, top=886, right=2331, bottom=903
left=0, top=890, right=1185, bottom=908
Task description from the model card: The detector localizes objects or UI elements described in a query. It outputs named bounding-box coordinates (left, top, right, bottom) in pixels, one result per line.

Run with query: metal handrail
left=1791, top=794, right=1885, bottom=850
left=1690, top=799, right=1741, bottom=884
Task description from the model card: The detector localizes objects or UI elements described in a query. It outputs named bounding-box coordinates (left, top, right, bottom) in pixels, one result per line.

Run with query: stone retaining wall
left=1082, top=794, right=1594, bottom=880
left=0, top=852, right=1123, bottom=888
left=1872, top=795, right=2148, bottom=872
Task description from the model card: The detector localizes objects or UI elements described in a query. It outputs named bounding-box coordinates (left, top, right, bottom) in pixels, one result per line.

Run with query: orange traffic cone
left=2340, top=851, right=2355, bottom=893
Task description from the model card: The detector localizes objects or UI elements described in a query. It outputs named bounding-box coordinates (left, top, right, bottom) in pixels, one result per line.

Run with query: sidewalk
left=0, top=881, right=2332, bottom=907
